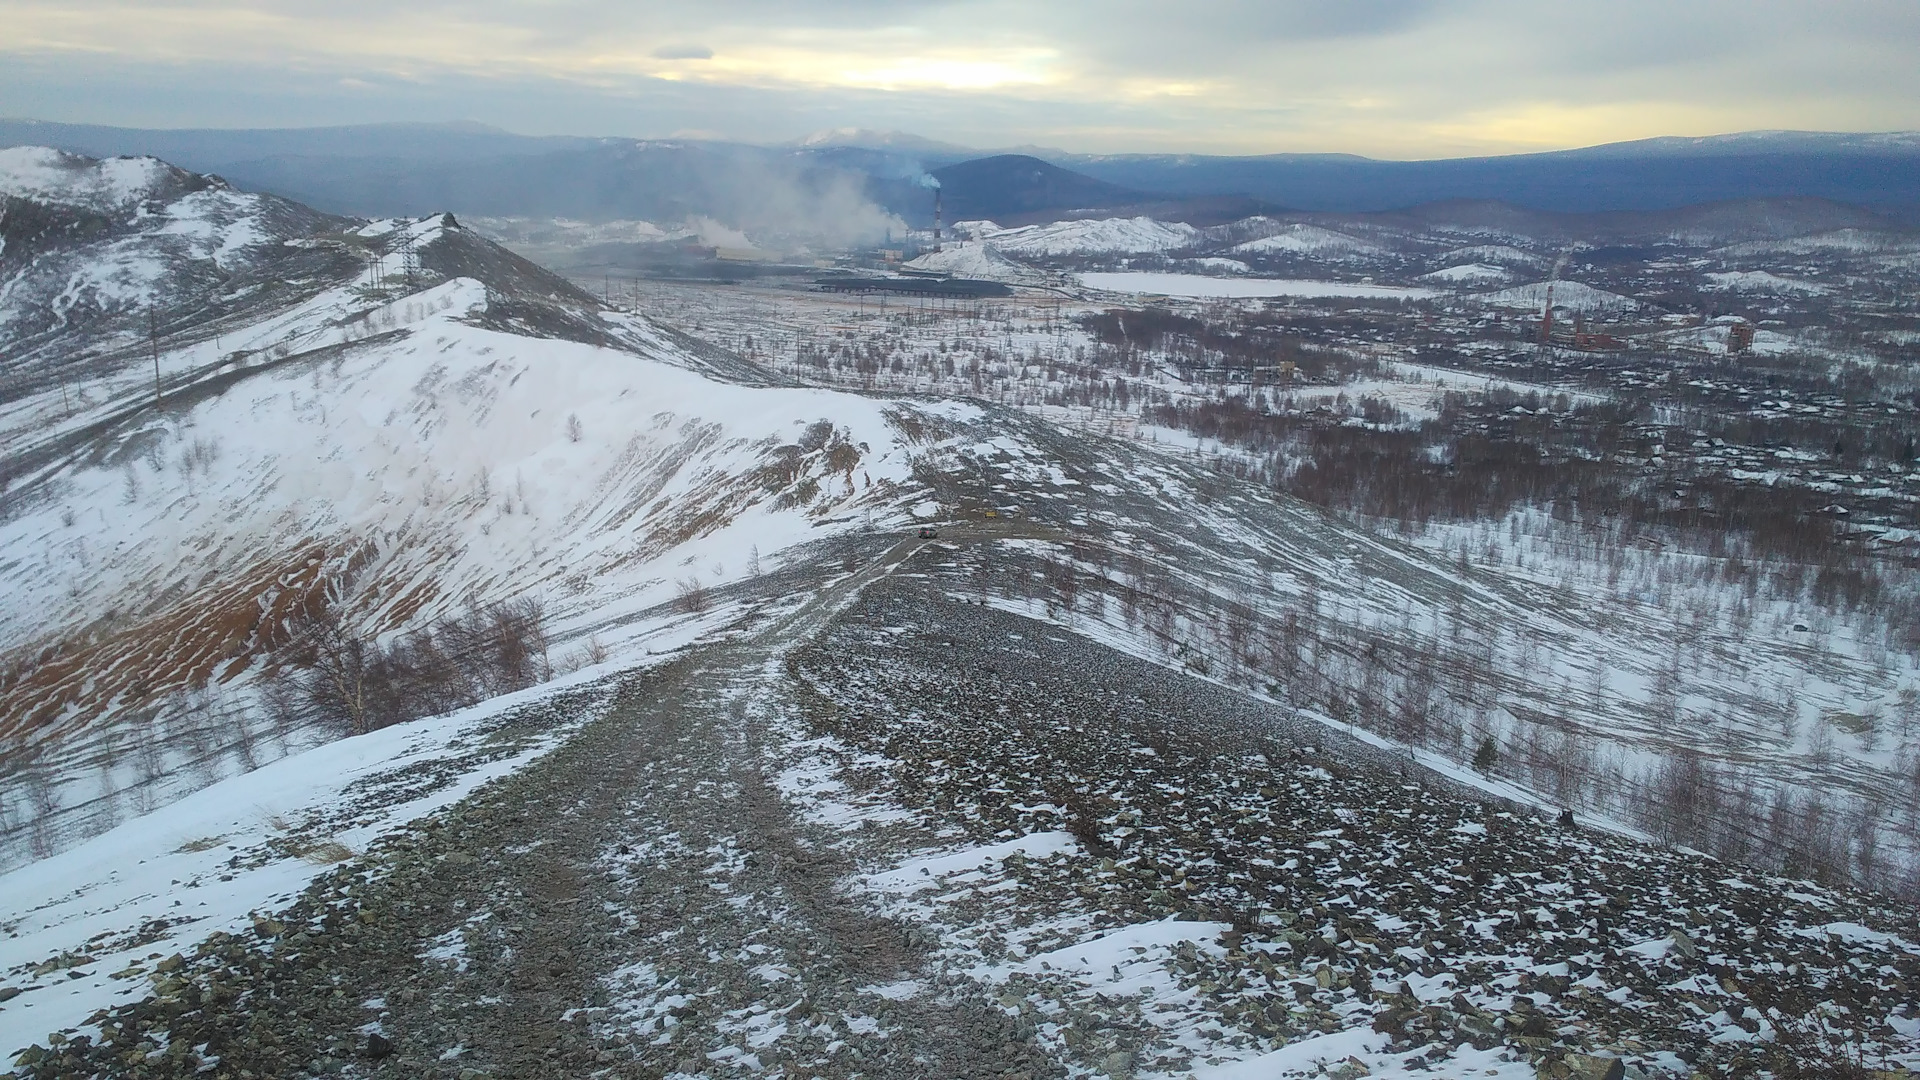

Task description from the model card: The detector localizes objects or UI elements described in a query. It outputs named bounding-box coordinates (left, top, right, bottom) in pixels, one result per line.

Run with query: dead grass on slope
left=0, top=542, right=358, bottom=749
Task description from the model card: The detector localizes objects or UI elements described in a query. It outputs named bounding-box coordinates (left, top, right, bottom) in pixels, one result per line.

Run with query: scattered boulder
left=364, top=1032, right=394, bottom=1059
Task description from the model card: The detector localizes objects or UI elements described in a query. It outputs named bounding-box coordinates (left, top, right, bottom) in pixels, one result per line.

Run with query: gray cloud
left=651, top=44, right=713, bottom=60
left=1, top=0, right=1915, bottom=156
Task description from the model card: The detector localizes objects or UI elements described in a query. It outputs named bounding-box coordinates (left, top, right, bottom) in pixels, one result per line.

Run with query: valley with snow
left=2, top=140, right=1920, bottom=1080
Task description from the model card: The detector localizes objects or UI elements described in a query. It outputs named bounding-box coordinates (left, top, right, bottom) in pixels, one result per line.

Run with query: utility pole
left=148, top=307, right=162, bottom=406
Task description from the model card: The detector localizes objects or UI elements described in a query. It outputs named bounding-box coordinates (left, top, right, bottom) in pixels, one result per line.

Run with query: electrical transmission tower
left=391, top=219, right=419, bottom=289
left=1535, top=249, right=1572, bottom=361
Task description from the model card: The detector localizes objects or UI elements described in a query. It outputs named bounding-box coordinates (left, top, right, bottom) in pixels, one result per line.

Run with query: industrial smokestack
left=934, top=187, right=943, bottom=242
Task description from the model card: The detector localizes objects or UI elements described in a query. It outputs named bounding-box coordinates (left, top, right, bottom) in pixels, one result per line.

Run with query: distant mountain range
left=3, top=119, right=1917, bottom=228
left=1054, top=132, right=1920, bottom=218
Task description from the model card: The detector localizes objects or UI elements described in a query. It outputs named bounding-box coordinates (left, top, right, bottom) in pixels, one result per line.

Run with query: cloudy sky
left=4, top=0, right=1917, bottom=157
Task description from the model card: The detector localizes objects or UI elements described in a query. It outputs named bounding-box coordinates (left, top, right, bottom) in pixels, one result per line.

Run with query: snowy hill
left=975, top=216, right=1199, bottom=258
left=0, top=262, right=946, bottom=858
left=1227, top=223, right=1387, bottom=258
left=1714, top=227, right=1920, bottom=257
left=1704, top=269, right=1830, bottom=295
left=1435, top=243, right=1550, bottom=268
left=0, top=146, right=198, bottom=214
left=1476, top=279, right=1642, bottom=312
left=903, top=240, right=1040, bottom=282
left=1422, top=262, right=1514, bottom=285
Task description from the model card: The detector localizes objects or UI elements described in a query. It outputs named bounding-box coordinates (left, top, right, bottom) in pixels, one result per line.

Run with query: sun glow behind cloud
left=833, top=56, right=1057, bottom=92
left=636, top=44, right=1062, bottom=92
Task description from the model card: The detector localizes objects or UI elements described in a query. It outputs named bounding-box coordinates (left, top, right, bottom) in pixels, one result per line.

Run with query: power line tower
left=1535, top=249, right=1572, bottom=361
left=1537, top=280, right=1556, bottom=354
left=391, top=219, right=419, bottom=289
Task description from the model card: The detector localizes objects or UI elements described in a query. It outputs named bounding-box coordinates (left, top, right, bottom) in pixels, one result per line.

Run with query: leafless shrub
left=1635, top=750, right=1731, bottom=849
left=1765, top=1008, right=1878, bottom=1080
left=560, top=634, right=611, bottom=674
left=774, top=475, right=821, bottom=511
left=176, top=438, right=220, bottom=480
left=583, top=635, right=610, bottom=667
left=268, top=596, right=552, bottom=737
left=797, top=419, right=835, bottom=452
left=675, top=578, right=709, bottom=614
left=265, top=609, right=376, bottom=735
left=824, top=437, right=862, bottom=479
left=22, top=766, right=58, bottom=858
left=290, top=838, right=355, bottom=864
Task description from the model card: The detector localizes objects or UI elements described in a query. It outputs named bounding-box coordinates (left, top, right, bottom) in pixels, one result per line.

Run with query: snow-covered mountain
left=1, top=147, right=202, bottom=215
left=0, top=146, right=352, bottom=381
left=0, top=148, right=956, bottom=866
